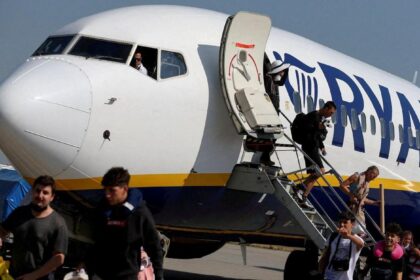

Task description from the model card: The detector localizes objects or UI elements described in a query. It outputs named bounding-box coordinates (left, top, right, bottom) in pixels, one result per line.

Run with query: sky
left=2, top=1, right=420, bottom=83
left=0, top=0, right=420, bottom=162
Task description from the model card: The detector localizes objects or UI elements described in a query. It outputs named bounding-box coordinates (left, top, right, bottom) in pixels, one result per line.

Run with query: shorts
left=302, top=145, right=323, bottom=173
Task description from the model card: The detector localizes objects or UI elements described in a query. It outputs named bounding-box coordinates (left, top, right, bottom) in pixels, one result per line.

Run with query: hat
left=268, top=60, right=290, bottom=74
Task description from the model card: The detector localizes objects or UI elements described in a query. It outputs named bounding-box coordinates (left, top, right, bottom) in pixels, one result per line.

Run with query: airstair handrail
left=274, top=133, right=378, bottom=245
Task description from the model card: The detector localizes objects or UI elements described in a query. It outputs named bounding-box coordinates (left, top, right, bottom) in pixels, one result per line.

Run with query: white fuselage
left=0, top=6, right=418, bottom=234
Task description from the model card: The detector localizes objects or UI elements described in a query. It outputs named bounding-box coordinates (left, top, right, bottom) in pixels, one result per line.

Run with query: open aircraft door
left=220, top=12, right=282, bottom=139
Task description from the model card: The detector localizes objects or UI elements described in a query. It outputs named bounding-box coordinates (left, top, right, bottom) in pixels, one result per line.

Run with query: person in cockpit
left=133, top=52, right=148, bottom=76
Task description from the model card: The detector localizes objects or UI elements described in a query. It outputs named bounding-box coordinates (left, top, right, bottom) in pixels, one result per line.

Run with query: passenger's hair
left=366, top=165, right=379, bottom=174
left=101, top=167, right=130, bottom=187
left=323, top=101, right=337, bottom=110
left=402, top=230, right=413, bottom=238
left=385, top=223, right=402, bottom=235
left=338, top=211, right=355, bottom=222
left=33, top=175, right=56, bottom=194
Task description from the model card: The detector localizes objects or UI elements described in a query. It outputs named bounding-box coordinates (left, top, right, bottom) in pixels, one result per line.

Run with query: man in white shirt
left=324, top=211, right=364, bottom=280
left=134, top=52, right=148, bottom=75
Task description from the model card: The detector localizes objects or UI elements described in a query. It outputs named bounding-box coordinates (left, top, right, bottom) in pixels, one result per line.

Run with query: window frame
left=350, top=108, right=358, bottom=130
left=370, top=115, right=376, bottom=135
left=32, top=34, right=76, bottom=57
left=399, top=124, right=404, bottom=144
left=379, top=118, right=386, bottom=139
left=389, top=121, right=395, bottom=141
left=340, top=105, right=348, bottom=127
left=159, top=49, right=188, bottom=80
left=360, top=112, right=367, bottom=133
left=293, top=91, right=302, bottom=113
left=68, top=35, right=134, bottom=64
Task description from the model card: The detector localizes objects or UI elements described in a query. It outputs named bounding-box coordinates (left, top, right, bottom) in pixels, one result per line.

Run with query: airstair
left=219, top=11, right=383, bottom=250
left=227, top=132, right=381, bottom=249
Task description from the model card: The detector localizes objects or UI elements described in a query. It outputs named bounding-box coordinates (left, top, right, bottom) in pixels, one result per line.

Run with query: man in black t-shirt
left=295, top=101, right=336, bottom=208
left=0, top=175, right=68, bottom=280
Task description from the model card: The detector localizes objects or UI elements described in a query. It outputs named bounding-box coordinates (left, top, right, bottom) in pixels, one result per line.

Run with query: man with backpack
left=292, top=101, right=336, bottom=208
left=319, top=211, right=364, bottom=280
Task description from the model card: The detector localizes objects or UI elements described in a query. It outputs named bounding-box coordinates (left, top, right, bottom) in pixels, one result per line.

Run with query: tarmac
left=164, top=243, right=291, bottom=280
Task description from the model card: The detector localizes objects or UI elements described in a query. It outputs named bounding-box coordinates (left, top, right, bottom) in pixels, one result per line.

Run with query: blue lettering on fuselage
left=319, top=63, right=365, bottom=152
left=355, top=76, right=392, bottom=158
left=274, top=51, right=419, bottom=166
left=397, top=92, right=420, bottom=166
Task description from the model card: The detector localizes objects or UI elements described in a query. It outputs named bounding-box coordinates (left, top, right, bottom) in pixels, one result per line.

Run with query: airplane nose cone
left=0, top=58, right=92, bottom=177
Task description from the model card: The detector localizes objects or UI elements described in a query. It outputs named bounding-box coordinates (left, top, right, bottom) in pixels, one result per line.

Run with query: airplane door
left=220, top=12, right=282, bottom=139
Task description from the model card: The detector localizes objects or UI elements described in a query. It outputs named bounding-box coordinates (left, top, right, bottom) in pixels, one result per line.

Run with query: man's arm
left=339, top=227, right=364, bottom=250
left=339, top=174, right=357, bottom=197
left=16, top=253, right=65, bottom=280
left=363, top=198, right=380, bottom=206
left=348, top=233, right=364, bottom=251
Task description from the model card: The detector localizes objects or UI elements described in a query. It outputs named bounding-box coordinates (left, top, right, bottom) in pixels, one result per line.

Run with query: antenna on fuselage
left=412, top=70, right=418, bottom=85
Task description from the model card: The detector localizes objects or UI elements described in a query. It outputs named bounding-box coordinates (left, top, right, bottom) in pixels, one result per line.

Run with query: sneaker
left=294, top=189, right=304, bottom=202
left=292, top=184, right=305, bottom=201
left=299, top=196, right=314, bottom=209
left=260, top=159, right=275, bottom=166
left=296, top=184, right=306, bottom=191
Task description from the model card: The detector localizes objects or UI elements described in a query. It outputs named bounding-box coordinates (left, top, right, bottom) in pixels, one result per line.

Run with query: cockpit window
left=69, top=36, right=132, bottom=63
left=32, top=35, right=74, bottom=56
left=160, top=50, right=187, bottom=79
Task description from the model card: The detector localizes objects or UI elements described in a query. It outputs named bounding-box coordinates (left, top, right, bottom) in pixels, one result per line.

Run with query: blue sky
left=0, top=0, right=420, bottom=163
left=1, top=0, right=420, bottom=83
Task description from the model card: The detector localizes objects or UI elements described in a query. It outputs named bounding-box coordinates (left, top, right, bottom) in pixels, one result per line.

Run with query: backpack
left=291, top=113, right=307, bottom=144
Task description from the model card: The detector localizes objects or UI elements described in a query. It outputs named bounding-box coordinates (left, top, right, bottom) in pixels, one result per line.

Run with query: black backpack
left=291, top=113, right=307, bottom=144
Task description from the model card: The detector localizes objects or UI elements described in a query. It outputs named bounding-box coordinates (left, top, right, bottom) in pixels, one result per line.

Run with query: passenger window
left=340, top=105, right=347, bottom=127
left=399, top=125, right=404, bottom=144
left=408, top=127, right=414, bottom=147
left=380, top=118, right=386, bottom=139
left=293, top=91, right=302, bottom=113
left=350, top=108, right=358, bottom=130
left=389, top=121, right=395, bottom=141
left=130, top=46, right=158, bottom=79
left=307, top=96, right=314, bottom=112
left=370, top=115, right=376, bottom=135
left=160, top=50, right=187, bottom=79
left=70, top=36, right=132, bottom=63
left=416, top=130, right=420, bottom=148
left=360, top=113, right=367, bottom=132
left=319, top=99, right=325, bottom=109
left=33, top=35, right=75, bottom=56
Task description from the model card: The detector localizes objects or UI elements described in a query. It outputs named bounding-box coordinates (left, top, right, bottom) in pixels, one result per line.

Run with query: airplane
left=0, top=5, right=418, bottom=278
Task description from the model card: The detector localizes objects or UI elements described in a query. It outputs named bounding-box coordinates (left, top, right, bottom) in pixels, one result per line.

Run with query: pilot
left=133, top=52, right=148, bottom=75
